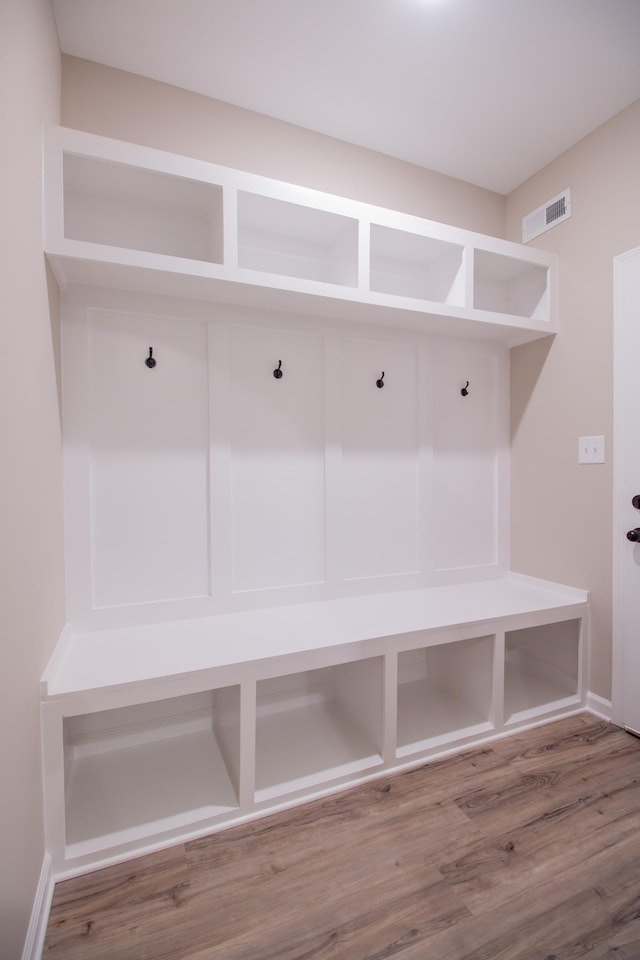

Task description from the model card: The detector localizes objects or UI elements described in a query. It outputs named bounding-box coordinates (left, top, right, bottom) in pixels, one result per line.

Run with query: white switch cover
left=578, top=435, right=606, bottom=464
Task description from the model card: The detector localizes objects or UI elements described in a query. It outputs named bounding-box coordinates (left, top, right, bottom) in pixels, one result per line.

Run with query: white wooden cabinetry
left=40, top=127, right=584, bottom=880
left=44, top=126, right=556, bottom=346
left=42, top=578, right=588, bottom=874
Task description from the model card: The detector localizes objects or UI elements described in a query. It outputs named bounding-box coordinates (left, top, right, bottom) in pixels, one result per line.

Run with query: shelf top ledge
left=42, top=574, right=588, bottom=702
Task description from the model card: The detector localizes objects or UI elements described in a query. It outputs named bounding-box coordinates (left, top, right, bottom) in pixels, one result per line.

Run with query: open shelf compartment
left=504, top=619, right=581, bottom=724
left=63, top=687, right=240, bottom=856
left=473, top=249, right=549, bottom=319
left=63, top=153, right=224, bottom=264
left=255, top=659, right=383, bottom=802
left=396, top=635, right=495, bottom=756
left=370, top=225, right=465, bottom=305
left=237, top=191, right=359, bottom=286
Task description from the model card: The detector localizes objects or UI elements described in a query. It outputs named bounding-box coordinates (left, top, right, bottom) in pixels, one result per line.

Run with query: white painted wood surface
left=43, top=126, right=557, bottom=346
left=43, top=576, right=587, bottom=700
left=65, top=728, right=237, bottom=857
left=432, top=348, right=501, bottom=571
left=504, top=620, right=582, bottom=723
left=229, top=324, right=326, bottom=592
left=41, top=573, right=588, bottom=875
left=339, top=337, right=419, bottom=581
left=87, top=311, right=210, bottom=606
left=473, top=250, right=549, bottom=319
left=396, top=634, right=495, bottom=753
left=60, top=294, right=512, bottom=627
left=63, top=153, right=224, bottom=264
left=40, top=125, right=584, bottom=881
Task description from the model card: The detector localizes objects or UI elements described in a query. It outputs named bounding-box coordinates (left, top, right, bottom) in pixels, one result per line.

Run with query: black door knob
left=633, top=495, right=640, bottom=509
left=627, top=528, right=640, bottom=542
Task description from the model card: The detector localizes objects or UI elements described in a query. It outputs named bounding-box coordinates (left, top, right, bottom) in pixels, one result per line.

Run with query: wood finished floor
left=43, top=714, right=640, bottom=960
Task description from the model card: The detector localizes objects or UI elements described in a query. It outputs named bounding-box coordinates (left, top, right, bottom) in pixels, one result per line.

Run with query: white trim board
left=585, top=692, right=612, bottom=721
left=21, top=853, right=54, bottom=960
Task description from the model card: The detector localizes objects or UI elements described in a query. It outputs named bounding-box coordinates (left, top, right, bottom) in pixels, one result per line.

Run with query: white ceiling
left=51, top=0, right=640, bottom=194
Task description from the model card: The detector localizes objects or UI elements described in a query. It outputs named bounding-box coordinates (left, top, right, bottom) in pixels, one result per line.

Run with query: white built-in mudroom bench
left=40, top=125, right=589, bottom=877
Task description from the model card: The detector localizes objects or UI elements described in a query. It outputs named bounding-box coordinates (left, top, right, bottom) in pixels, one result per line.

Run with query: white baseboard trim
left=21, top=852, right=54, bottom=960
left=586, top=691, right=612, bottom=721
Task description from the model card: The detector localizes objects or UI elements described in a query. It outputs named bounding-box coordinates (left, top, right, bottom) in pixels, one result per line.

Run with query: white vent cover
left=522, top=189, right=571, bottom=243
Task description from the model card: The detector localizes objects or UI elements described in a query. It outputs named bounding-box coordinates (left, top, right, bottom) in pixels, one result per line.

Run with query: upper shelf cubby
left=63, top=153, right=224, bottom=264
left=43, top=126, right=557, bottom=345
left=237, top=191, right=359, bottom=286
left=369, top=225, right=465, bottom=305
left=473, top=249, right=549, bottom=320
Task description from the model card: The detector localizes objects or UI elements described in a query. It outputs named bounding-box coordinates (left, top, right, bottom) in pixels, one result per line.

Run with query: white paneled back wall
left=62, top=293, right=508, bottom=628
left=339, top=338, right=420, bottom=582
left=433, top=348, right=502, bottom=572
left=228, top=323, right=326, bottom=592
left=88, top=312, right=210, bottom=607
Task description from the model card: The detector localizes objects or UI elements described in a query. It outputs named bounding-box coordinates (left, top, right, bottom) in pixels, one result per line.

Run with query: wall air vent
left=522, top=189, right=571, bottom=243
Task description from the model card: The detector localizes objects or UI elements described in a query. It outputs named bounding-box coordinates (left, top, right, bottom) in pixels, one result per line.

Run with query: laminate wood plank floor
left=43, top=714, right=640, bottom=960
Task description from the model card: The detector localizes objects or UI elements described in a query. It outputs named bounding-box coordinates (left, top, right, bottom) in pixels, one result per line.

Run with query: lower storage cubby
left=43, top=578, right=589, bottom=872
left=504, top=619, right=581, bottom=723
left=396, top=635, right=495, bottom=756
left=255, top=659, right=384, bottom=802
left=63, top=688, right=241, bottom=857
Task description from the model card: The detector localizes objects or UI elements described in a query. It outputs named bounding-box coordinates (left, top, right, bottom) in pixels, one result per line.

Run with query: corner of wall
left=0, top=0, right=64, bottom=956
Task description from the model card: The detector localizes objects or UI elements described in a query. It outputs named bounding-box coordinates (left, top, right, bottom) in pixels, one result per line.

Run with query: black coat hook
left=273, top=360, right=283, bottom=380
left=460, top=380, right=469, bottom=397
left=145, top=347, right=156, bottom=369
left=376, top=371, right=385, bottom=389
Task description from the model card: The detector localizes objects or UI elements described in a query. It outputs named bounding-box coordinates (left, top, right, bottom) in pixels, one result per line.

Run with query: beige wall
left=61, top=56, right=505, bottom=237
left=0, top=1, right=64, bottom=956
left=506, top=99, right=640, bottom=700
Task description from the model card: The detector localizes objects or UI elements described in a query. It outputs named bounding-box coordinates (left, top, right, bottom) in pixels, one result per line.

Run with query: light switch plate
left=578, top=435, right=605, bottom=464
